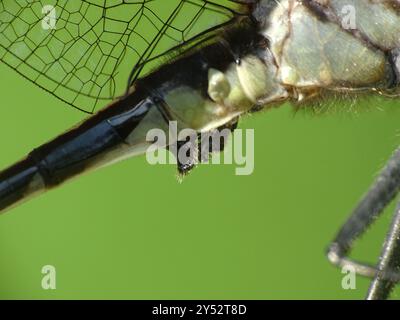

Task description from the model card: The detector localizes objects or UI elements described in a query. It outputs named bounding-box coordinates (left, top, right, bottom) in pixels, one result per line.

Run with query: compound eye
left=207, top=68, right=231, bottom=103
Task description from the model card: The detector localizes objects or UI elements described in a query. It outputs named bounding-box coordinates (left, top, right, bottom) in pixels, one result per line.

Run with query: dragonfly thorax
left=258, top=0, right=400, bottom=103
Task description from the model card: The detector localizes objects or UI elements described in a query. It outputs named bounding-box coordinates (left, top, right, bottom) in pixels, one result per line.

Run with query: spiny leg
left=366, top=200, right=400, bottom=300
left=327, top=147, right=400, bottom=285
left=176, top=119, right=239, bottom=176
left=198, top=120, right=238, bottom=163
left=176, top=137, right=198, bottom=176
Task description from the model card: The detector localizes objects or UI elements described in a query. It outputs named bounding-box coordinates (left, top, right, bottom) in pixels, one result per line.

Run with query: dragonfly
left=1, top=0, right=400, bottom=299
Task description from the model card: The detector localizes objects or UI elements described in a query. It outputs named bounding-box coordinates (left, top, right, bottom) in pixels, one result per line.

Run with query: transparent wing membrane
left=0, top=0, right=248, bottom=113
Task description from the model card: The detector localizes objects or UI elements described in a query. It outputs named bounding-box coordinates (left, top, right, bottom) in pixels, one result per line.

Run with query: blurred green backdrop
left=1, top=2, right=400, bottom=300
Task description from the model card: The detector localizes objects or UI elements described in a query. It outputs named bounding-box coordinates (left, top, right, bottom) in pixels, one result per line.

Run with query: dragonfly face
left=1, top=0, right=400, bottom=299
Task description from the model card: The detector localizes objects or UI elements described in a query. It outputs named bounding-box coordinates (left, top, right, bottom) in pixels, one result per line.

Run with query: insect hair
left=292, top=88, right=396, bottom=118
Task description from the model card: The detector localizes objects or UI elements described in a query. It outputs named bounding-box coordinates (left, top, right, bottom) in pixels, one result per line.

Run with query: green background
left=2, top=3, right=400, bottom=300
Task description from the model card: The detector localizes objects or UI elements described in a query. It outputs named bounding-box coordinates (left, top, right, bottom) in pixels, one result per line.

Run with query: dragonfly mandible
left=1, top=0, right=400, bottom=299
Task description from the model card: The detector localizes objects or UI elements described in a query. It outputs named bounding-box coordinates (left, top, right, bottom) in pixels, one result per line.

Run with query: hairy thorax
left=255, top=0, right=400, bottom=103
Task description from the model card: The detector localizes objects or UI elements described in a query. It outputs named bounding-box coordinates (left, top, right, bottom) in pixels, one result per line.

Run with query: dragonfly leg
left=198, top=119, right=238, bottom=161
left=327, top=147, right=400, bottom=293
left=176, top=138, right=198, bottom=176
left=366, top=200, right=400, bottom=300
left=176, top=120, right=239, bottom=176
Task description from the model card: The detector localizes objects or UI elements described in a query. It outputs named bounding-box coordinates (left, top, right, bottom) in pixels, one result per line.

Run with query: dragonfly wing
left=0, top=0, right=249, bottom=114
